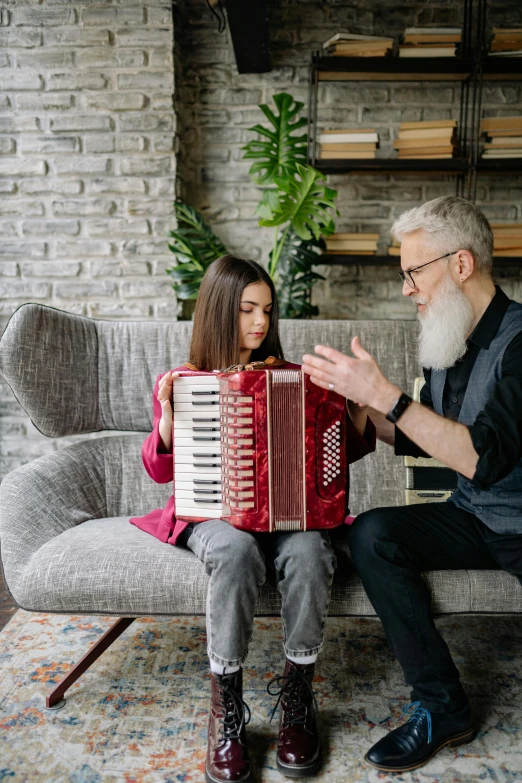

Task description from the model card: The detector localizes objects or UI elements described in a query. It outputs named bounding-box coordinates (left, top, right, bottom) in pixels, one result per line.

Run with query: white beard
left=415, top=274, right=474, bottom=370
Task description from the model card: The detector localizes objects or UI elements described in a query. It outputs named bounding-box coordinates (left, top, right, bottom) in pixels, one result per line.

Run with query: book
left=328, top=233, right=380, bottom=240
left=491, top=223, right=522, bottom=234
left=399, top=45, right=456, bottom=57
left=491, top=249, right=522, bottom=256
left=482, top=151, right=522, bottom=158
left=323, top=250, right=377, bottom=256
left=319, top=151, right=376, bottom=159
left=492, top=28, right=522, bottom=34
left=398, top=153, right=454, bottom=158
left=486, top=136, right=522, bottom=146
left=492, top=238, right=522, bottom=249
left=328, top=39, right=394, bottom=51
left=398, top=145, right=455, bottom=155
left=394, top=137, right=455, bottom=148
left=329, top=47, right=392, bottom=57
left=387, top=246, right=401, bottom=256
left=325, top=241, right=379, bottom=251
left=481, top=117, right=522, bottom=131
left=322, top=32, right=394, bottom=47
left=319, top=142, right=378, bottom=151
left=319, top=131, right=379, bottom=143
left=398, top=127, right=456, bottom=139
left=403, top=33, right=462, bottom=44
left=399, top=119, right=457, bottom=130
left=403, top=27, right=461, bottom=35
left=488, top=50, right=522, bottom=57
left=491, top=41, right=522, bottom=52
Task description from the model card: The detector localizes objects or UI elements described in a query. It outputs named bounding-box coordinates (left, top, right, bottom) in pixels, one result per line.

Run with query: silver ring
left=328, top=382, right=334, bottom=391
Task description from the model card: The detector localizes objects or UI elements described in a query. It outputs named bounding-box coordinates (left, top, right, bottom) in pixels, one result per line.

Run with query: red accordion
left=172, top=366, right=347, bottom=532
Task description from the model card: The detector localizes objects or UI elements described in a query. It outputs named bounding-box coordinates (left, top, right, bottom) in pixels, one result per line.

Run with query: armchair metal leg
left=45, top=617, right=135, bottom=708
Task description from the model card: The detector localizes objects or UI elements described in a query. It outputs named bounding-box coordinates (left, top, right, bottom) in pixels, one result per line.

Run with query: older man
left=302, top=196, right=522, bottom=773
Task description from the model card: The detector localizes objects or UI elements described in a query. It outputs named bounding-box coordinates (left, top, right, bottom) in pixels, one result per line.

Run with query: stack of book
left=488, top=28, right=522, bottom=57
left=387, top=240, right=401, bottom=257
left=399, top=27, right=461, bottom=57
left=324, top=233, right=379, bottom=256
left=323, top=32, right=393, bottom=57
left=318, top=129, right=379, bottom=160
left=490, top=223, right=522, bottom=257
left=393, top=120, right=458, bottom=159
left=481, top=117, right=522, bottom=158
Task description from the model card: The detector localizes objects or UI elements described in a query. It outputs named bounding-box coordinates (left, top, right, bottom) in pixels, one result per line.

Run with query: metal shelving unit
left=307, top=0, right=522, bottom=205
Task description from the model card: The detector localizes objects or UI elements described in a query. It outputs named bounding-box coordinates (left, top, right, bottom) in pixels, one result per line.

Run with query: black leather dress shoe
left=365, top=701, right=476, bottom=773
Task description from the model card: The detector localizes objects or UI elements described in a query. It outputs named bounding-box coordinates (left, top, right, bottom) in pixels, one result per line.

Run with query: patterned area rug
left=1, top=610, right=522, bottom=782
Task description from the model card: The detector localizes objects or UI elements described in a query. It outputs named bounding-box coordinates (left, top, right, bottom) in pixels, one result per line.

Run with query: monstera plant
left=166, top=93, right=338, bottom=318
left=242, top=92, right=339, bottom=317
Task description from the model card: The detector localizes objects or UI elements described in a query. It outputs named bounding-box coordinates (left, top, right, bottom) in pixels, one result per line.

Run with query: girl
left=130, top=255, right=375, bottom=783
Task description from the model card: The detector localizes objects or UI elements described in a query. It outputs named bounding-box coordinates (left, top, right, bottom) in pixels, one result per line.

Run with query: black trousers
left=345, top=501, right=522, bottom=713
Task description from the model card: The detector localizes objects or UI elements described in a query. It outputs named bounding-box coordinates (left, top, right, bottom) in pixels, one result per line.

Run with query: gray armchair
left=1, top=304, right=520, bottom=707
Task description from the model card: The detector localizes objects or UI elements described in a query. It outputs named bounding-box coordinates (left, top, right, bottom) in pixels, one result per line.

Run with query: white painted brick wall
left=0, top=0, right=177, bottom=337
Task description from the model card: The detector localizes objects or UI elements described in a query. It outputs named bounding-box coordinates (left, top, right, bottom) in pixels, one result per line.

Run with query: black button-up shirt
left=395, top=286, right=522, bottom=489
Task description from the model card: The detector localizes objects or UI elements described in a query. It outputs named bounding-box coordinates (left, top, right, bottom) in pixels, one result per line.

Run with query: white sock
left=286, top=653, right=318, bottom=666
left=209, top=659, right=240, bottom=676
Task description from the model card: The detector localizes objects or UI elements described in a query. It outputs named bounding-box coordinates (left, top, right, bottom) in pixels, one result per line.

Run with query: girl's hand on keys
left=157, top=371, right=179, bottom=421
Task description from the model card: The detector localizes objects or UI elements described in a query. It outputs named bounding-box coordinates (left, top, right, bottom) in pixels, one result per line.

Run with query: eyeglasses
left=398, top=251, right=459, bottom=289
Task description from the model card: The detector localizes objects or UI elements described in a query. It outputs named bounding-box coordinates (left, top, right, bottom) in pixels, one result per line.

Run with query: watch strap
left=385, top=392, right=413, bottom=423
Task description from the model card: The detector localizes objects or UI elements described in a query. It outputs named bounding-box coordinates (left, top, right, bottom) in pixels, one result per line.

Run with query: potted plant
left=166, top=93, right=338, bottom=318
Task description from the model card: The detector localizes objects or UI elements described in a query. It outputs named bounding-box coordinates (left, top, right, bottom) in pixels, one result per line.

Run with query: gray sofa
left=1, top=303, right=521, bottom=624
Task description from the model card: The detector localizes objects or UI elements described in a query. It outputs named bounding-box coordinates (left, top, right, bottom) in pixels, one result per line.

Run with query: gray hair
left=391, top=196, right=493, bottom=275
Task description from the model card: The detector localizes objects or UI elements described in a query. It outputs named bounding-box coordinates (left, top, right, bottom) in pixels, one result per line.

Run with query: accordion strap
left=220, top=356, right=287, bottom=373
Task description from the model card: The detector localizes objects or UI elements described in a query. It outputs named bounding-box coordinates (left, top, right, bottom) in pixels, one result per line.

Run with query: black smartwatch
left=385, top=392, right=413, bottom=423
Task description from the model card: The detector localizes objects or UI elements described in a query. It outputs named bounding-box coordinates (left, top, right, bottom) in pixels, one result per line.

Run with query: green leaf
left=259, top=163, right=338, bottom=241
left=241, top=92, right=308, bottom=186
left=166, top=200, right=228, bottom=300
left=272, top=229, right=325, bottom=319
left=255, top=189, right=281, bottom=221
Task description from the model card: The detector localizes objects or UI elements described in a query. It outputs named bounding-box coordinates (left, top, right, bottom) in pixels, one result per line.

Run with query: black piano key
left=194, top=489, right=221, bottom=495
left=193, top=453, right=220, bottom=457
left=193, top=462, right=220, bottom=467
left=193, top=427, right=220, bottom=432
left=193, top=436, right=220, bottom=441
left=192, top=390, right=219, bottom=395
left=192, top=418, right=219, bottom=422
left=192, top=401, right=219, bottom=406
left=193, top=479, right=221, bottom=485
left=194, top=498, right=222, bottom=504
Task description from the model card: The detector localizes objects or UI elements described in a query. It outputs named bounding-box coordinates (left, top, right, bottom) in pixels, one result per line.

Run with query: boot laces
left=401, top=701, right=432, bottom=744
left=267, top=669, right=317, bottom=727
left=217, top=674, right=251, bottom=745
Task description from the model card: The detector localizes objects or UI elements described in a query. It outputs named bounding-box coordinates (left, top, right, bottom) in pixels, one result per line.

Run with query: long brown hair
left=189, top=255, right=284, bottom=371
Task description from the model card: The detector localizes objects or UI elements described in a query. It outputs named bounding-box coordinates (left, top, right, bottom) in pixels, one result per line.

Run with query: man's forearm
left=367, top=407, right=395, bottom=446
left=395, top=401, right=478, bottom=478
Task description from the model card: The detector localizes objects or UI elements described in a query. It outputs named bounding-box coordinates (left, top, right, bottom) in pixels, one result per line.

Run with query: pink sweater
left=129, top=364, right=376, bottom=545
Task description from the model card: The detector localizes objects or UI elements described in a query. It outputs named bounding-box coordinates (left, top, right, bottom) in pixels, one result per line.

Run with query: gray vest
left=430, top=301, right=522, bottom=535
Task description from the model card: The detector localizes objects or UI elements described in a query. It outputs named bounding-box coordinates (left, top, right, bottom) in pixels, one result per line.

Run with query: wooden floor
left=0, top=572, right=17, bottom=631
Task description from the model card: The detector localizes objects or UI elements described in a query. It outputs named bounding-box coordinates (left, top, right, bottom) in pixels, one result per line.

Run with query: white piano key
left=174, top=403, right=220, bottom=412
left=173, top=445, right=222, bottom=456
left=174, top=392, right=220, bottom=403
left=174, top=480, right=221, bottom=490
left=175, top=376, right=220, bottom=388
left=174, top=453, right=222, bottom=464
left=175, top=489, right=222, bottom=500
left=175, top=506, right=224, bottom=518
left=175, top=465, right=222, bottom=477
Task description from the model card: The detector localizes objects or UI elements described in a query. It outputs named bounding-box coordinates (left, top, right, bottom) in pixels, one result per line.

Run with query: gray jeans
left=182, top=519, right=336, bottom=668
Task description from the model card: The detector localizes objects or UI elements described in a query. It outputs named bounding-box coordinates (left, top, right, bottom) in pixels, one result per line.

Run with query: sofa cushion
left=12, top=518, right=522, bottom=616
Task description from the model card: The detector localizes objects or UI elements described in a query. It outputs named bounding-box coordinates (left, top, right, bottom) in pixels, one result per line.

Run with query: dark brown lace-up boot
left=268, top=659, right=321, bottom=777
left=205, top=669, right=252, bottom=783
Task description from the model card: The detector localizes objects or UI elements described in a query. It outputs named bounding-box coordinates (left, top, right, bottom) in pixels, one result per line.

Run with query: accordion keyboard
left=173, top=375, right=225, bottom=518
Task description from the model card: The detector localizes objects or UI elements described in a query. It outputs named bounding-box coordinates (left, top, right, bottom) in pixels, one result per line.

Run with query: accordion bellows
left=172, top=368, right=348, bottom=532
